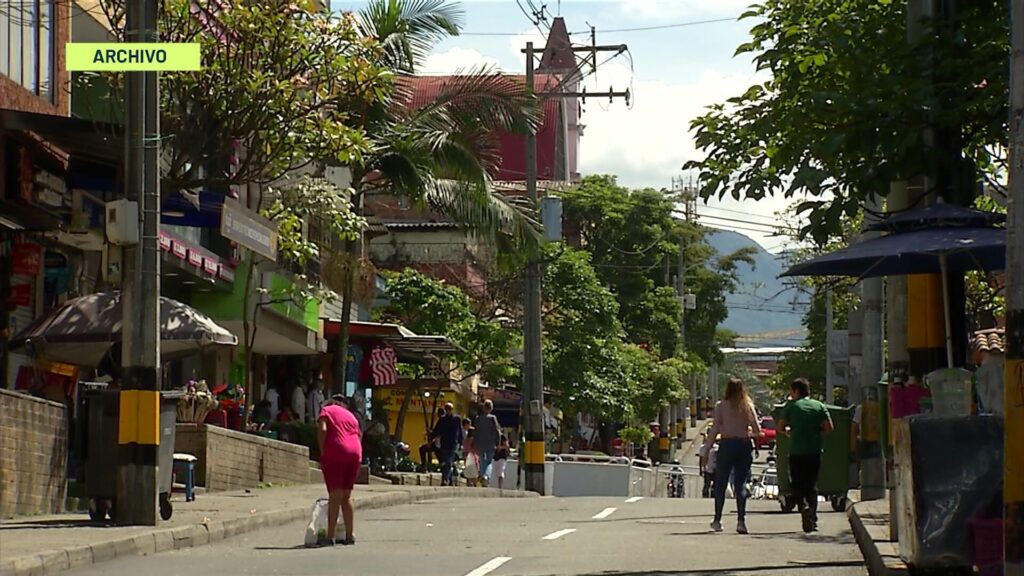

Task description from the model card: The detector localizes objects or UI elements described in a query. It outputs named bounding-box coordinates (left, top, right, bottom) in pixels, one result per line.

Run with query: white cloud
left=422, top=47, right=503, bottom=74
left=610, top=0, right=754, bottom=21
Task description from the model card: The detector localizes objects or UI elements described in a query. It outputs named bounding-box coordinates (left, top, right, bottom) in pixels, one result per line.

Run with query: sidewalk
left=848, top=496, right=909, bottom=576
left=0, top=482, right=535, bottom=576
left=674, top=418, right=710, bottom=462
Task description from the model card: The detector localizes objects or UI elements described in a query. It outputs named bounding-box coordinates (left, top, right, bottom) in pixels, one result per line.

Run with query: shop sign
left=159, top=233, right=172, bottom=252
left=375, top=387, right=463, bottom=413
left=19, top=148, right=33, bottom=202
left=171, top=241, right=187, bottom=259
left=34, top=170, right=67, bottom=208
left=9, top=284, right=32, bottom=307
left=203, top=259, right=218, bottom=275
left=221, top=199, right=278, bottom=261
left=187, top=249, right=203, bottom=267
left=217, top=264, right=235, bottom=283
left=12, top=243, right=42, bottom=276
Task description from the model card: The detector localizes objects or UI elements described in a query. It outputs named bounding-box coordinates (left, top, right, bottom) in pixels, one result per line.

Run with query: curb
left=848, top=501, right=909, bottom=576
left=0, top=488, right=537, bottom=576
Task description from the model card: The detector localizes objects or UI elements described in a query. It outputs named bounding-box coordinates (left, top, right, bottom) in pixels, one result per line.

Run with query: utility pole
left=522, top=38, right=630, bottom=493
left=116, top=0, right=161, bottom=525
left=1004, top=1, right=1024, bottom=572
left=860, top=196, right=885, bottom=501
left=825, top=289, right=834, bottom=404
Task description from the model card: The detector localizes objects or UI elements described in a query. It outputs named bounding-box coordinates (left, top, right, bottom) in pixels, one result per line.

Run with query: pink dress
left=319, top=405, right=363, bottom=491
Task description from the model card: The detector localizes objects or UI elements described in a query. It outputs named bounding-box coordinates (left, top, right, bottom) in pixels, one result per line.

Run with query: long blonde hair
left=724, top=377, right=753, bottom=412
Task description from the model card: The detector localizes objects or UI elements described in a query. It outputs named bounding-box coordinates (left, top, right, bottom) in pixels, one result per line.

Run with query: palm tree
left=330, top=0, right=544, bottom=398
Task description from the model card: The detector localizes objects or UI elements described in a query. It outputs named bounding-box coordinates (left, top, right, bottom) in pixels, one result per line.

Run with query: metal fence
left=654, top=464, right=703, bottom=498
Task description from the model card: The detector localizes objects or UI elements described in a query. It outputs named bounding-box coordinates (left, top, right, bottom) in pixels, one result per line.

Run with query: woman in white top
left=710, top=377, right=762, bottom=534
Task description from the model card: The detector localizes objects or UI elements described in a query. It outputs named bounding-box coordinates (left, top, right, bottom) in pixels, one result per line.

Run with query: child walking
left=493, top=435, right=510, bottom=489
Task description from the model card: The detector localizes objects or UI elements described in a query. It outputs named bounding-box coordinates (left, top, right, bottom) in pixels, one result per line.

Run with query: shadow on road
left=0, top=519, right=109, bottom=530
left=534, top=560, right=866, bottom=576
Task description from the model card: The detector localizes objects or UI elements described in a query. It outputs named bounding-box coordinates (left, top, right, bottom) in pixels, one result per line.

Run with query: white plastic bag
left=463, top=452, right=479, bottom=480
left=304, top=498, right=329, bottom=547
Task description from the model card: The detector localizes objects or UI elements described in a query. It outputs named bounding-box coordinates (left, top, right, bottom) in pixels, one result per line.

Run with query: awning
left=321, top=320, right=465, bottom=363
left=0, top=108, right=120, bottom=165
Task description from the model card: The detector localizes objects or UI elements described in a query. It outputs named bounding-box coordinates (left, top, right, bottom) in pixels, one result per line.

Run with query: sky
left=330, top=0, right=798, bottom=252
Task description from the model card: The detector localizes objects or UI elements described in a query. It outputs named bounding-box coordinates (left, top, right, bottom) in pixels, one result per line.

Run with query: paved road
left=73, top=496, right=867, bottom=576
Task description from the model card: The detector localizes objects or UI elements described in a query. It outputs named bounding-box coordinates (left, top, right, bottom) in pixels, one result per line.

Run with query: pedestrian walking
left=316, top=395, right=363, bottom=546
left=493, top=435, right=510, bottom=489
left=777, top=377, right=834, bottom=533
left=306, top=378, right=325, bottom=424
left=710, top=377, right=762, bottom=534
left=429, top=402, right=464, bottom=486
left=699, top=429, right=719, bottom=498
left=419, top=407, right=446, bottom=472
left=473, top=400, right=502, bottom=487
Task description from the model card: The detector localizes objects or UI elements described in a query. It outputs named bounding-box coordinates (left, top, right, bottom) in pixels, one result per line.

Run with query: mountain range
left=705, top=230, right=810, bottom=347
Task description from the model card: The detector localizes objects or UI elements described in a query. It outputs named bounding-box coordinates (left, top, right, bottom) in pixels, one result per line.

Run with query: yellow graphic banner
left=66, top=43, right=201, bottom=71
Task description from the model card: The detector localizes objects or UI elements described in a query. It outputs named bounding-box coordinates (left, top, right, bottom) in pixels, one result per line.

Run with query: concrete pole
left=116, top=0, right=161, bottom=526
left=860, top=197, right=885, bottom=501
left=1004, top=1, right=1024, bottom=571
left=522, top=42, right=546, bottom=494
left=825, top=289, right=834, bottom=404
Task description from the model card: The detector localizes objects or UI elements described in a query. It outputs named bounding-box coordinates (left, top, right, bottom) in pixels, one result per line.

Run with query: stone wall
left=175, top=424, right=310, bottom=492
left=0, top=389, right=67, bottom=517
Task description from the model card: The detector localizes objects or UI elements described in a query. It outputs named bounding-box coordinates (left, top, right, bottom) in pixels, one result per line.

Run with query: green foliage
left=561, top=175, right=753, bottom=364
left=686, top=0, right=1008, bottom=243
left=374, top=268, right=518, bottom=381
left=80, top=0, right=391, bottom=194
left=618, top=426, right=654, bottom=446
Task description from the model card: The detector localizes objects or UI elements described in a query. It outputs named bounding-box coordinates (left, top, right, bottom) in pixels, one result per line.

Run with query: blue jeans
left=479, top=449, right=495, bottom=483
left=439, top=450, right=457, bottom=486
left=714, top=439, right=753, bottom=522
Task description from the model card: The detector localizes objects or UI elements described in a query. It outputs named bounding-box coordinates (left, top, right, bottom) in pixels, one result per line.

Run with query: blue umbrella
left=866, top=203, right=1005, bottom=232
left=782, top=224, right=1006, bottom=368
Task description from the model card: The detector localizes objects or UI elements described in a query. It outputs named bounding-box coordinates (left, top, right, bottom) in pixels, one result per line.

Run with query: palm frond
left=401, top=67, right=543, bottom=135
left=423, top=179, right=542, bottom=253
left=357, top=0, right=463, bottom=73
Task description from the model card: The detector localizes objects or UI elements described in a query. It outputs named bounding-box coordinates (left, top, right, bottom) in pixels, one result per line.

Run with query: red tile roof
left=396, top=74, right=564, bottom=182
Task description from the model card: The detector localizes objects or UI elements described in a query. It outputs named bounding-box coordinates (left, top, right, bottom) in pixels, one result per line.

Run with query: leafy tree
left=81, top=1, right=389, bottom=194
left=331, top=0, right=544, bottom=393
left=373, top=268, right=518, bottom=438
left=685, top=0, right=1008, bottom=243
left=561, top=175, right=754, bottom=364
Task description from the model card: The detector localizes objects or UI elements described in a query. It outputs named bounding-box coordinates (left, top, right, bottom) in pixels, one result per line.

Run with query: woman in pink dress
left=317, top=395, right=363, bottom=545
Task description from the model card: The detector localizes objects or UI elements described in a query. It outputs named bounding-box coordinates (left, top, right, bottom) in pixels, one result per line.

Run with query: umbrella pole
left=940, top=253, right=955, bottom=368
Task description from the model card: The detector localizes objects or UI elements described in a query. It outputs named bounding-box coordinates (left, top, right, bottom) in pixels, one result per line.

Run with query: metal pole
left=523, top=42, right=546, bottom=494
left=116, top=0, right=160, bottom=526
left=1004, top=1, right=1024, bottom=570
left=826, top=289, right=834, bottom=404
left=859, top=197, right=885, bottom=500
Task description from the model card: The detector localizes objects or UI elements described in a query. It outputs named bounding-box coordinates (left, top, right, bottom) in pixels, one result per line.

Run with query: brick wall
left=175, top=424, right=310, bottom=492
left=0, top=389, right=68, bottom=518
left=0, top=0, right=71, bottom=116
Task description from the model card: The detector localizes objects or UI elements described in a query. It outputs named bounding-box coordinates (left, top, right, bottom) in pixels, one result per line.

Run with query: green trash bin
left=771, top=402, right=853, bottom=513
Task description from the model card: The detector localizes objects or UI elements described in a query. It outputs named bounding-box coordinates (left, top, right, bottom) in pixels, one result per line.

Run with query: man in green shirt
left=778, top=378, right=834, bottom=533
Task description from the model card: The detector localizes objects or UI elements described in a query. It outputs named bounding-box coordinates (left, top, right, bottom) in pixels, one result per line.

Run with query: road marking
left=465, top=557, right=512, bottom=576
left=592, top=507, right=617, bottom=519
left=625, top=496, right=643, bottom=503
left=542, top=528, right=577, bottom=540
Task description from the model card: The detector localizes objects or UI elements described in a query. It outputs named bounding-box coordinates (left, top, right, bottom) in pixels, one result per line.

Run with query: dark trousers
left=439, top=449, right=456, bottom=486
left=702, top=472, right=714, bottom=498
left=789, top=453, right=822, bottom=516
left=419, top=443, right=438, bottom=469
left=714, top=439, right=753, bottom=521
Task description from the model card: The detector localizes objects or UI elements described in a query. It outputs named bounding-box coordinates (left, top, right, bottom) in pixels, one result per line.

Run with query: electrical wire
left=569, top=17, right=737, bottom=35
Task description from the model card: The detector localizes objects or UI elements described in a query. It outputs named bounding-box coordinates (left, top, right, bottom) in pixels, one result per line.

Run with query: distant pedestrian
left=306, top=378, right=325, bottom=424
left=292, top=382, right=307, bottom=423
left=316, top=395, right=362, bottom=546
left=419, top=407, right=446, bottom=471
left=710, top=377, right=762, bottom=535
left=265, top=385, right=280, bottom=420
left=777, top=378, right=834, bottom=533
left=473, top=400, right=502, bottom=487
left=430, top=403, right=464, bottom=486
left=493, top=435, right=510, bottom=489
left=699, top=428, right=719, bottom=499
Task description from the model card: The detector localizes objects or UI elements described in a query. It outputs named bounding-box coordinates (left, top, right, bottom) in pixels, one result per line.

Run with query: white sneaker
left=736, top=520, right=748, bottom=534
left=710, top=520, right=723, bottom=532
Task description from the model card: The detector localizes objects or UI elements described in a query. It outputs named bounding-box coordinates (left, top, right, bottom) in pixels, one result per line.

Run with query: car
left=755, top=416, right=777, bottom=450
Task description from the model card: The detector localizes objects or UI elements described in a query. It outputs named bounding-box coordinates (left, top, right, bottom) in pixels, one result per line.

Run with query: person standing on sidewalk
left=473, top=400, right=502, bottom=487
left=710, top=378, right=762, bottom=534
left=430, top=402, right=463, bottom=486
left=777, top=377, right=834, bottom=533
left=316, top=395, right=362, bottom=546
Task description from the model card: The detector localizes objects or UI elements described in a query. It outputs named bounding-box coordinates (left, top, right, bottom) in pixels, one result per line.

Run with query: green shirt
left=781, top=398, right=832, bottom=455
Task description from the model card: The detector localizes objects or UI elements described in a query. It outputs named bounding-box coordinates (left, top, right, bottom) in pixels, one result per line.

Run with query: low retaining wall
left=175, top=424, right=309, bottom=492
left=0, top=389, right=68, bottom=517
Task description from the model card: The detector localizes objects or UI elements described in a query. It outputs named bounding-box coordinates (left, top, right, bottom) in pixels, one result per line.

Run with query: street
left=70, top=495, right=867, bottom=576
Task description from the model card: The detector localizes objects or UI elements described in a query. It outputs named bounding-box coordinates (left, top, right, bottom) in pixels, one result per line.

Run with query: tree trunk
left=393, top=377, right=419, bottom=444
left=332, top=181, right=363, bottom=397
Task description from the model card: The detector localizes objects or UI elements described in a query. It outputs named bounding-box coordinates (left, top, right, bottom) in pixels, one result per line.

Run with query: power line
left=571, top=17, right=737, bottom=35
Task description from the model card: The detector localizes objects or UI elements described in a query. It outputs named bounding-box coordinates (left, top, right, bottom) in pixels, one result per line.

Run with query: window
left=0, top=0, right=55, bottom=102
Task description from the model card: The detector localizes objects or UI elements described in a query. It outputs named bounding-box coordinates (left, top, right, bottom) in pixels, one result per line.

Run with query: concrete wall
left=175, top=424, right=310, bottom=492
left=0, top=390, right=67, bottom=517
